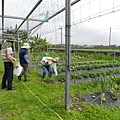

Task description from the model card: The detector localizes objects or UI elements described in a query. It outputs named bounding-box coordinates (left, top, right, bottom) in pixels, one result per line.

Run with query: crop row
left=57, top=68, right=120, bottom=82
left=57, top=62, right=120, bottom=73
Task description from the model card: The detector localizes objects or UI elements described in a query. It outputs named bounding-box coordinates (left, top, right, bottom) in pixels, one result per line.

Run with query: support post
left=2, top=0, right=4, bottom=43
left=17, top=31, right=20, bottom=52
left=59, top=26, right=63, bottom=45
left=109, top=27, right=111, bottom=49
left=74, top=70, right=76, bottom=84
left=27, top=19, right=31, bottom=67
left=65, top=0, right=71, bottom=111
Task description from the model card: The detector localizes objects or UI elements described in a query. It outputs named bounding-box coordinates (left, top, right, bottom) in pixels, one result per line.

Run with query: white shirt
left=41, top=57, right=58, bottom=76
left=1, top=47, right=14, bottom=62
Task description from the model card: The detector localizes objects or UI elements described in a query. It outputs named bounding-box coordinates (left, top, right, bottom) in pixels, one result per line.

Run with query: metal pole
left=2, top=0, right=4, bottom=43
left=17, top=0, right=43, bottom=31
left=109, top=27, right=111, bottom=49
left=27, top=19, right=31, bottom=66
left=0, top=15, right=44, bottom=22
left=17, top=31, right=20, bottom=52
left=65, top=0, right=71, bottom=110
left=59, top=27, right=63, bottom=45
left=30, top=0, right=81, bottom=32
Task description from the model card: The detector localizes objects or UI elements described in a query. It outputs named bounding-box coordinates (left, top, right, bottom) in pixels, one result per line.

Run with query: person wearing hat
left=41, top=53, right=52, bottom=78
left=18, top=43, right=30, bottom=82
left=1, top=41, right=19, bottom=90
left=47, top=57, right=59, bottom=76
left=41, top=54, right=59, bottom=78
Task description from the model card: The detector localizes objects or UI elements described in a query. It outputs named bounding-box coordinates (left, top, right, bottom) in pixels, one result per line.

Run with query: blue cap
left=44, top=53, right=49, bottom=56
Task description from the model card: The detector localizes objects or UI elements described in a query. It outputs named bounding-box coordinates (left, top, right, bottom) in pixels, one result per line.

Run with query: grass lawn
left=0, top=55, right=120, bottom=120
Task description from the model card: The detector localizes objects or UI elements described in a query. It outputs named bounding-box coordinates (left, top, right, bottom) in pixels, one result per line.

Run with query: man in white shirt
left=41, top=53, right=52, bottom=78
left=41, top=54, right=59, bottom=77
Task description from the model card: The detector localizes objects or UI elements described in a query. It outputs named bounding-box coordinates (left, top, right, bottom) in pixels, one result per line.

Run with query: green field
left=0, top=50, right=120, bottom=120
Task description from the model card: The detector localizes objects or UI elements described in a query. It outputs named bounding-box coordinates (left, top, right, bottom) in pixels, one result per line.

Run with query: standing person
left=41, top=53, right=52, bottom=78
left=18, top=43, right=30, bottom=82
left=1, top=41, right=19, bottom=90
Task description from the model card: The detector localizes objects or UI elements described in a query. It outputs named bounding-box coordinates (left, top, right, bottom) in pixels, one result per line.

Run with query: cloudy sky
left=39, top=0, right=120, bottom=46
left=1, top=0, right=120, bottom=46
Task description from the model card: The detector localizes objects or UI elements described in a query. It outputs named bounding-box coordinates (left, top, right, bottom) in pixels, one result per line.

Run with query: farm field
left=1, top=0, right=120, bottom=120
left=0, top=50, right=120, bottom=120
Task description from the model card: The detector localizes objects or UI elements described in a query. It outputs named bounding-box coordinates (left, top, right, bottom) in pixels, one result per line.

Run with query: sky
left=34, top=0, right=120, bottom=46
left=1, top=0, right=120, bottom=46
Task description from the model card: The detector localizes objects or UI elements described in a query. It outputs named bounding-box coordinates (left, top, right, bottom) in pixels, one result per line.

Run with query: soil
left=81, top=90, right=120, bottom=108
left=69, top=90, right=120, bottom=110
left=70, top=95, right=90, bottom=110
left=41, top=79, right=120, bottom=109
left=43, top=79, right=55, bottom=84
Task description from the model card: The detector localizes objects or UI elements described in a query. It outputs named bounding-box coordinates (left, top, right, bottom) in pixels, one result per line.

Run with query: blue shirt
left=19, top=48, right=28, bottom=64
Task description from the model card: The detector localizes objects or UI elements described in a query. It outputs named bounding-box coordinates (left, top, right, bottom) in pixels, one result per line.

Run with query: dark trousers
left=2, top=62, right=13, bottom=90
left=42, top=65, right=52, bottom=78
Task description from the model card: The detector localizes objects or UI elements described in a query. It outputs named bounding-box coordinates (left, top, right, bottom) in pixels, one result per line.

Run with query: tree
left=31, top=35, right=51, bottom=52
left=3, top=25, right=28, bottom=51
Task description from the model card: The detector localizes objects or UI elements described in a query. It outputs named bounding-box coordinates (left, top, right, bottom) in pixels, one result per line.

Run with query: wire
left=21, top=81, right=63, bottom=120
left=71, top=25, right=120, bottom=37
left=72, top=8, right=120, bottom=26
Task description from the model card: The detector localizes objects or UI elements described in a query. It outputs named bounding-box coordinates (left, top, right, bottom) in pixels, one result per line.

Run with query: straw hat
left=21, top=43, right=30, bottom=49
left=55, top=57, right=59, bottom=62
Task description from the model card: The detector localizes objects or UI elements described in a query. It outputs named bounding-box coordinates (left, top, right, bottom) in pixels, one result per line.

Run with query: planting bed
left=62, top=91, right=120, bottom=110
left=31, top=59, right=120, bottom=109
left=81, top=90, right=120, bottom=108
